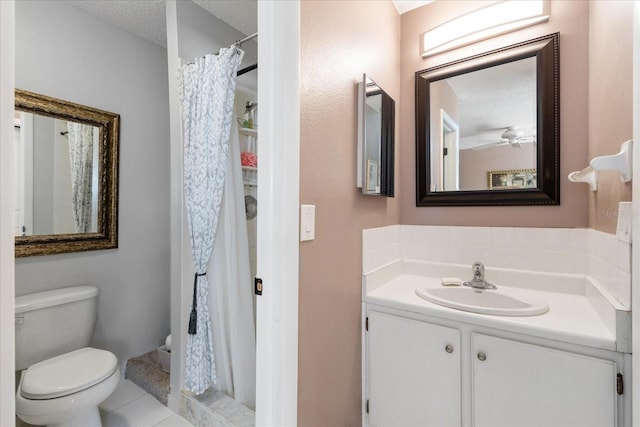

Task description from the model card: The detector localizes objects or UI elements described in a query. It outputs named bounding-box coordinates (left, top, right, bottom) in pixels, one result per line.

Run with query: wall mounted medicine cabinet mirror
left=357, top=74, right=395, bottom=197
left=14, top=89, right=119, bottom=257
left=415, top=33, right=559, bottom=206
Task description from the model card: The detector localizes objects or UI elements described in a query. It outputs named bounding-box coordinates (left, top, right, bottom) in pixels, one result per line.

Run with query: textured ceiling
left=66, top=0, right=521, bottom=147
left=446, top=57, right=537, bottom=150
left=451, top=58, right=536, bottom=133
left=67, top=0, right=257, bottom=47
left=67, top=1, right=420, bottom=47
left=393, top=0, right=432, bottom=15
left=193, top=0, right=257, bottom=36
left=67, top=1, right=166, bottom=45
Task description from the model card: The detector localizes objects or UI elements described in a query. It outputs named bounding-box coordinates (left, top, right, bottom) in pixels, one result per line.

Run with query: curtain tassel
left=188, top=272, right=206, bottom=335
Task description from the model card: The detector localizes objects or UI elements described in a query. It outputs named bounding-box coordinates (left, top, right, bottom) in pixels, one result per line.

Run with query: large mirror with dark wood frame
left=14, top=89, right=119, bottom=256
left=415, top=33, right=559, bottom=206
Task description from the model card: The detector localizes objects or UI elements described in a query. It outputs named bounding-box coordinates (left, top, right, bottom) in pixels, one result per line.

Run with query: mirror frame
left=357, top=74, right=395, bottom=197
left=415, top=33, right=559, bottom=206
left=15, top=89, right=119, bottom=257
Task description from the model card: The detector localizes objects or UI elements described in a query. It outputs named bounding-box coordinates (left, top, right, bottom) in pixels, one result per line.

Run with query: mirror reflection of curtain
left=66, top=122, right=93, bottom=233
left=180, top=47, right=244, bottom=395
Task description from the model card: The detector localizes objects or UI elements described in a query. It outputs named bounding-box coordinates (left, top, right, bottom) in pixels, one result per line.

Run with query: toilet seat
left=20, top=347, right=118, bottom=400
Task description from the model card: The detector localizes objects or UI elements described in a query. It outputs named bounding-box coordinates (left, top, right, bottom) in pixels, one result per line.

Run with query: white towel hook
left=568, top=140, right=633, bottom=191
left=589, top=140, right=633, bottom=182
left=568, top=166, right=598, bottom=191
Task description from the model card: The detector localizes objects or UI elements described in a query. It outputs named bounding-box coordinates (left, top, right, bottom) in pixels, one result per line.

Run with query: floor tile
left=100, top=379, right=147, bottom=413
left=154, top=414, right=194, bottom=427
left=102, top=394, right=173, bottom=427
left=15, top=416, right=37, bottom=427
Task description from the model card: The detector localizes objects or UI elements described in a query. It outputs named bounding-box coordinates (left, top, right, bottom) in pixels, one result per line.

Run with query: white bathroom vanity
left=362, top=259, right=632, bottom=427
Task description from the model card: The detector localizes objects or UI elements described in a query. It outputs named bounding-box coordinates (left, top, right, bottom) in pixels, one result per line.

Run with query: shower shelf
left=239, top=127, right=258, bottom=137
left=242, top=166, right=257, bottom=186
left=568, top=140, right=633, bottom=191
left=239, top=127, right=257, bottom=156
left=239, top=125, right=257, bottom=186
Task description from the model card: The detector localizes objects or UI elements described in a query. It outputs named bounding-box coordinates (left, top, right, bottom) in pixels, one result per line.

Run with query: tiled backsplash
left=587, top=229, right=631, bottom=308
left=363, top=225, right=631, bottom=308
left=362, top=225, right=401, bottom=274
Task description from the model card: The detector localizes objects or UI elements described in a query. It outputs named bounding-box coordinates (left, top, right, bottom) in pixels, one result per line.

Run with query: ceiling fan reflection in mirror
left=471, top=126, right=536, bottom=150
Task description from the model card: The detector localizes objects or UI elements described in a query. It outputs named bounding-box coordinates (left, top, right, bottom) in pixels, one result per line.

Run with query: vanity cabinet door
left=471, top=334, right=618, bottom=427
left=366, top=311, right=461, bottom=427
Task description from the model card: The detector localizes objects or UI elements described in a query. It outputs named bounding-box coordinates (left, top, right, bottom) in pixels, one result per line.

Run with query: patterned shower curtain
left=67, top=122, right=94, bottom=233
left=179, top=46, right=244, bottom=394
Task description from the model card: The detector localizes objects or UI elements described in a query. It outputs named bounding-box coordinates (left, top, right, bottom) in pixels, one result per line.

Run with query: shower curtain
left=67, top=122, right=94, bottom=233
left=180, top=46, right=255, bottom=401
left=209, top=119, right=256, bottom=408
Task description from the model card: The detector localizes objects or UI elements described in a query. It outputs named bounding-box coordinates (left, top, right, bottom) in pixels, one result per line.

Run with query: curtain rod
left=183, top=33, right=258, bottom=69
left=234, top=33, right=258, bottom=77
left=234, top=32, right=258, bottom=47
left=237, top=63, right=257, bottom=77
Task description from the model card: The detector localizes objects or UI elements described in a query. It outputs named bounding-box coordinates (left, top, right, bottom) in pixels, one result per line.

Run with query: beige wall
left=588, top=0, right=633, bottom=233
left=400, top=0, right=590, bottom=227
left=299, top=1, right=400, bottom=424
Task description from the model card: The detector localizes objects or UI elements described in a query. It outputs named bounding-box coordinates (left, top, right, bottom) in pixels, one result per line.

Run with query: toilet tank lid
left=16, top=286, right=98, bottom=314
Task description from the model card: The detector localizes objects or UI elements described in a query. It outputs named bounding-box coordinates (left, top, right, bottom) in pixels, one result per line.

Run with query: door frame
left=0, top=1, right=16, bottom=425
left=440, top=108, right=459, bottom=191
left=255, top=1, right=300, bottom=424
left=166, top=1, right=300, bottom=424
left=631, top=3, right=640, bottom=426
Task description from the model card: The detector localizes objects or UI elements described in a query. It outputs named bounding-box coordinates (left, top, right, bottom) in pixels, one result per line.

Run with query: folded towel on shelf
left=241, top=151, right=257, bottom=168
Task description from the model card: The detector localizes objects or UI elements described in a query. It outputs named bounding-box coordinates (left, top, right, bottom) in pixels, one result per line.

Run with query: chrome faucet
left=463, top=262, right=497, bottom=290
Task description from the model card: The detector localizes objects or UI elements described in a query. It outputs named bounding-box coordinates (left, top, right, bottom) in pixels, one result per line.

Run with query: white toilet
left=15, top=286, right=120, bottom=427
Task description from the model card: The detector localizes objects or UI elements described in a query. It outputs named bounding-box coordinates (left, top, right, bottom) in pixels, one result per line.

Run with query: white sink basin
left=415, top=286, right=549, bottom=316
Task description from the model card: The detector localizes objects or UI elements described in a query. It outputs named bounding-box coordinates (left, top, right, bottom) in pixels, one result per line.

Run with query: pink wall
left=459, top=143, right=536, bottom=190
left=297, top=1, right=632, bottom=424
left=588, top=1, right=633, bottom=233
left=400, top=0, right=590, bottom=227
left=299, top=1, right=400, bottom=425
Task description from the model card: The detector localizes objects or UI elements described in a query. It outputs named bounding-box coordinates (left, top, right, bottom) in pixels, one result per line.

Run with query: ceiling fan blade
left=479, top=125, right=516, bottom=132
left=471, top=139, right=509, bottom=150
left=510, top=135, right=536, bottom=146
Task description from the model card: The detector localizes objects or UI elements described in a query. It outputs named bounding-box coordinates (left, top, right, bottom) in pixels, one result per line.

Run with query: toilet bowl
left=16, top=347, right=120, bottom=427
left=15, top=287, right=120, bottom=427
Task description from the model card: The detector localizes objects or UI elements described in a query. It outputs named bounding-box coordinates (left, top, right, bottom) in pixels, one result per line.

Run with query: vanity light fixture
left=420, top=0, right=550, bottom=58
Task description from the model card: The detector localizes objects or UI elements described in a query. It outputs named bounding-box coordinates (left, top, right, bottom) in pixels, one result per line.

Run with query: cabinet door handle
left=445, top=344, right=454, bottom=353
left=477, top=352, right=487, bottom=361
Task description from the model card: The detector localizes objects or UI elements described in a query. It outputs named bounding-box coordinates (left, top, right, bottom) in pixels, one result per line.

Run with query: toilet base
left=16, top=365, right=120, bottom=427
left=46, top=405, right=101, bottom=427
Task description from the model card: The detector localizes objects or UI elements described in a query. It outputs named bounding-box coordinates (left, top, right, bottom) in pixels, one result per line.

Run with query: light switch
left=300, top=204, right=315, bottom=242
left=616, top=201, right=632, bottom=243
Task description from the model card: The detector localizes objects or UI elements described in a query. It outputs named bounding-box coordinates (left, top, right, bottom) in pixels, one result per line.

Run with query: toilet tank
left=15, top=286, right=99, bottom=371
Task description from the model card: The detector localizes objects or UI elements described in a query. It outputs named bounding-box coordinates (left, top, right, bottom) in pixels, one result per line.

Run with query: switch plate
left=300, top=205, right=315, bottom=242
left=616, top=201, right=632, bottom=243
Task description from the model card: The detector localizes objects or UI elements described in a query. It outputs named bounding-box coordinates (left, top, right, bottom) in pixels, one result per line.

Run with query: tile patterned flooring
left=17, top=379, right=192, bottom=427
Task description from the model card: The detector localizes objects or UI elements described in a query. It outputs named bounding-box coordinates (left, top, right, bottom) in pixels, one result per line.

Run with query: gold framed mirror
left=14, top=89, right=119, bottom=257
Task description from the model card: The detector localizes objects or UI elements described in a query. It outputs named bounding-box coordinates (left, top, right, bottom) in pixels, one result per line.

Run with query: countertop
left=364, top=261, right=630, bottom=353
